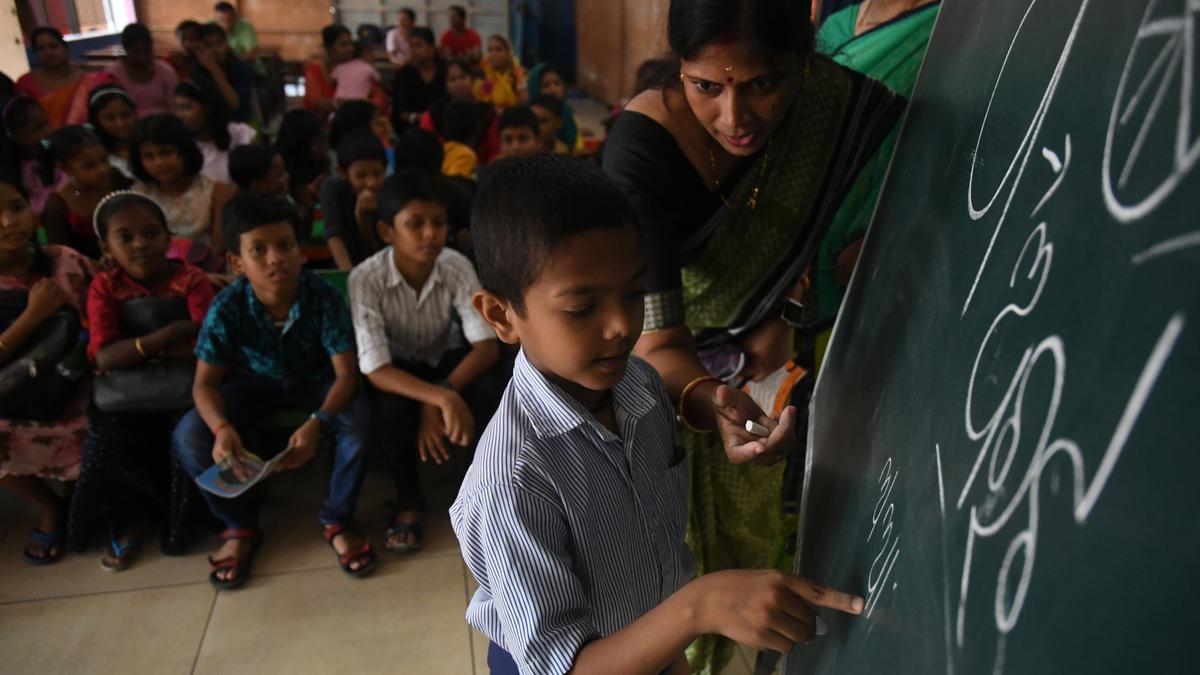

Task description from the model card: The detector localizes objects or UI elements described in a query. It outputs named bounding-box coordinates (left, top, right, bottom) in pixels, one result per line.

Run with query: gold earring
left=679, top=71, right=685, bottom=84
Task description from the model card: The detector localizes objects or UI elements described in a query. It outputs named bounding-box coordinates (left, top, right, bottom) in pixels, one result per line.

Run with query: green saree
left=814, top=2, right=942, bottom=323
left=671, top=57, right=905, bottom=674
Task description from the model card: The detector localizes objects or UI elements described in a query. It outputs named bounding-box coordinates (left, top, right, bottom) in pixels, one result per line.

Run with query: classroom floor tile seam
left=189, top=589, right=221, bottom=675
left=0, top=578, right=213, bottom=607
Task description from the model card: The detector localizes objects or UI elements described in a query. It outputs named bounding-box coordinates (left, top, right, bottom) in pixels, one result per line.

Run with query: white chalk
left=744, top=419, right=770, bottom=437
left=816, top=616, right=827, bottom=636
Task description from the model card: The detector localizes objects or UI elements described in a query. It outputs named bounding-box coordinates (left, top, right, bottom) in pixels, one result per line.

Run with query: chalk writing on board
left=949, top=0, right=1189, bottom=672
left=865, top=457, right=901, bottom=621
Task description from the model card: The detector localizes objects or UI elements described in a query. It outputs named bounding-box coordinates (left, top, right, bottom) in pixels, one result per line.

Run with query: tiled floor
left=0, top=452, right=767, bottom=675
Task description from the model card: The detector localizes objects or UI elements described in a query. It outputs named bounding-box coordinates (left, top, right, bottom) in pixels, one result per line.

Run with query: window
left=19, top=0, right=136, bottom=40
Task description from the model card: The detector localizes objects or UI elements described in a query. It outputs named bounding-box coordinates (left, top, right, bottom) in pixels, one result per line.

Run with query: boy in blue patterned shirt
left=452, top=156, right=864, bottom=675
left=174, top=192, right=376, bottom=589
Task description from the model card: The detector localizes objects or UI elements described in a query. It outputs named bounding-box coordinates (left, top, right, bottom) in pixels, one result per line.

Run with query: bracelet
left=213, top=421, right=232, bottom=436
left=678, top=375, right=720, bottom=433
left=134, top=337, right=148, bottom=358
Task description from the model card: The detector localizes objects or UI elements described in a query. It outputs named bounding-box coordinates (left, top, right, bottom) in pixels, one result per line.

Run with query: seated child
left=274, top=109, right=330, bottom=231
left=348, top=170, right=505, bottom=554
left=331, top=41, right=383, bottom=107
left=439, top=99, right=480, bottom=179
left=529, top=94, right=570, bottom=156
left=496, top=105, right=541, bottom=159
left=174, top=78, right=257, bottom=185
left=228, top=144, right=290, bottom=194
left=173, top=192, right=376, bottom=589
left=452, top=155, right=864, bottom=674
left=73, top=191, right=214, bottom=569
left=0, top=173, right=94, bottom=565
left=527, top=63, right=584, bottom=154
left=87, top=86, right=138, bottom=178
left=319, top=129, right=388, bottom=270
left=1, top=96, right=61, bottom=213
left=130, top=113, right=237, bottom=255
left=40, top=125, right=133, bottom=259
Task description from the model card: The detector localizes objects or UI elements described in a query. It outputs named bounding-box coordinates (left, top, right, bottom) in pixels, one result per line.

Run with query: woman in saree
left=15, top=28, right=108, bottom=129
left=473, top=35, right=525, bottom=110
left=812, top=0, right=941, bottom=363
left=601, top=0, right=904, bottom=671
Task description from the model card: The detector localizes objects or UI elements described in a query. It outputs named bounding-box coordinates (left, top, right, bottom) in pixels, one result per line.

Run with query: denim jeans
left=173, top=374, right=371, bottom=530
left=370, top=347, right=509, bottom=513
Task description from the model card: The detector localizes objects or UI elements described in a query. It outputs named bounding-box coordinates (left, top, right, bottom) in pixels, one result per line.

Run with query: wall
left=135, top=0, right=334, bottom=62
left=575, top=0, right=666, bottom=104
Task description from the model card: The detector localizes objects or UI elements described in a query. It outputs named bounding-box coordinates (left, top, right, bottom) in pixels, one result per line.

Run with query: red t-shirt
left=440, top=28, right=482, bottom=57
left=86, top=261, right=215, bottom=363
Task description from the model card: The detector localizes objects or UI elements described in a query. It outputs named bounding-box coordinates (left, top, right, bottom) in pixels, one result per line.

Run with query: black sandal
left=207, top=528, right=261, bottom=590
left=323, top=523, right=377, bottom=578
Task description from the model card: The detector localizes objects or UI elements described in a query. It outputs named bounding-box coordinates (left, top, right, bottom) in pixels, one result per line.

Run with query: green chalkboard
left=787, top=1, right=1199, bottom=673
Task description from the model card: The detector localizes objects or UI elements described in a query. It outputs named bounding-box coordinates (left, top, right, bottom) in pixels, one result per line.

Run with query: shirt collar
left=385, top=249, right=444, bottom=303
left=244, top=269, right=309, bottom=334
left=511, top=348, right=659, bottom=440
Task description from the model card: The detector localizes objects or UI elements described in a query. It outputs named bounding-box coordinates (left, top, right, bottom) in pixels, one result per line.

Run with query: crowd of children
left=0, top=2, right=884, bottom=674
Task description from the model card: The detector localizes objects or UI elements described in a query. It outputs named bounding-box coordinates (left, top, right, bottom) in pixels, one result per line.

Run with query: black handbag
left=93, top=297, right=196, bottom=413
left=0, top=290, right=87, bottom=422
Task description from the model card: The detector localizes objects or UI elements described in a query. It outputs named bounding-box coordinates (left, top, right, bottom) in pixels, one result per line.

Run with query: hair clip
left=88, top=86, right=134, bottom=107
left=91, top=190, right=167, bottom=240
left=39, top=138, right=51, bottom=150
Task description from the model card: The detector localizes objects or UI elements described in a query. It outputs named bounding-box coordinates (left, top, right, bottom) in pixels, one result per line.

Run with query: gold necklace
left=708, top=140, right=771, bottom=210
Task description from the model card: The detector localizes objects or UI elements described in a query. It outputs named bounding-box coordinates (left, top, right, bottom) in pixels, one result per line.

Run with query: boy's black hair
left=214, top=1, right=236, bottom=13
left=198, top=23, right=227, bottom=41
left=409, top=26, right=436, bottom=47
left=94, top=192, right=169, bottom=240
left=87, top=86, right=136, bottom=153
left=498, top=105, right=538, bottom=135
left=449, top=5, right=466, bottom=19
left=329, top=100, right=377, bottom=149
left=322, top=24, right=351, bottom=48
left=228, top=143, right=278, bottom=190
left=121, top=23, right=153, bottom=50
left=441, top=99, right=479, bottom=144
left=335, top=128, right=387, bottom=170
left=274, top=108, right=326, bottom=189
left=130, top=113, right=205, bottom=183
left=472, top=154, right=636, bottom=313
left=377, top=169, right=451, bottom=227
left=393, top=128, right=444, bottom=174
left=399, top=8, right=416, bottom=21
left=221, top=191, right=303, bottom=255
left=175, top=20, right=202, bottom=37
left=529, top=94, right=563, bottom=119
left=175, top=78, right=232, bottom=150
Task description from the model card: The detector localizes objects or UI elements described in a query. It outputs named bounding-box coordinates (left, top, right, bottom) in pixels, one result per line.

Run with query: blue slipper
left=100, top=537, right=143, bottom=572
left=22, top=528, right=63, bottom=566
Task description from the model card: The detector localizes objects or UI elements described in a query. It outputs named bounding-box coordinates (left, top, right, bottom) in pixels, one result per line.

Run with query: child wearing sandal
left=173, top=192, right=376, bottom=589
left=0, top=172, right=94, bottom=565
left=347, top=170, right=506, bottom=555
left=452, top=156, right=865, bottom=674
left=72, top=191, right=214, bottom=570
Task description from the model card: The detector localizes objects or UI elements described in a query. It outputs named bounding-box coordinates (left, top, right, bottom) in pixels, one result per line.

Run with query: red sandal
left=323, top=523, right=377, bottom=578
left=207, top=528, right=261, bottom=590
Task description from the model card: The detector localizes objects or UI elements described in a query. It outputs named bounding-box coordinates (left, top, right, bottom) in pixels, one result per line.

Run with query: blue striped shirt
left=450, top=349, right=693, bottom=675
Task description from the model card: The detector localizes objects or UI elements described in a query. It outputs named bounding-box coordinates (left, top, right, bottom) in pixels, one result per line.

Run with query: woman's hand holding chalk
left=745, top=419, right=771, bottom=437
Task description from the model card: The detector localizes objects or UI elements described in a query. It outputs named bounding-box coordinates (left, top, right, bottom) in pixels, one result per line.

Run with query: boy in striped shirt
left=451, top=155, right=864, bottom=675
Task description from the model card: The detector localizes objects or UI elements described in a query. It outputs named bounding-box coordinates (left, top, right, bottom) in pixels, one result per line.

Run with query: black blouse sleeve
left=602, top=111, right=714, bottom=297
